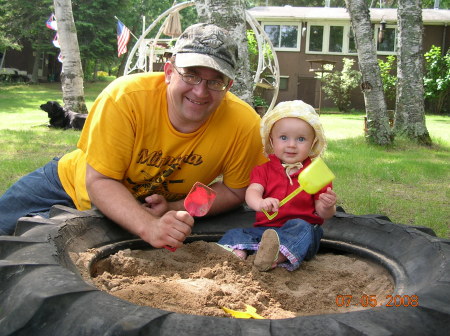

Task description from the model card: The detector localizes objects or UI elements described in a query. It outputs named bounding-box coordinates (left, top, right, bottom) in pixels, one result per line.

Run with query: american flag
left=52, top=33, right=60, bottom=48
left=117, top=20, right=131, bottom=57
left=46, top=13, right=57, bottom=31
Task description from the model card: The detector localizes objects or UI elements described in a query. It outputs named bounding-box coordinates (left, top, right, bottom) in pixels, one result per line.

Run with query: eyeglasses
left=172, top=66, right=229, bottom=91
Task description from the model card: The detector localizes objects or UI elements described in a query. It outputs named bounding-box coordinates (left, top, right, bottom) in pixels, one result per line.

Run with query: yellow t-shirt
left=58, top=72, right=267, bottom=210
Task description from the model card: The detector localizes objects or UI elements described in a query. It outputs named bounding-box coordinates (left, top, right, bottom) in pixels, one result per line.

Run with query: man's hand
left=143, top=194, right=170, bottom=217
left=141, top=210, right=194, bottom=249
left=86, top=164, right=194, bottom=249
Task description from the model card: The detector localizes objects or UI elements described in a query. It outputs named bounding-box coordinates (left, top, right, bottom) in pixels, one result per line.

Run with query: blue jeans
left=0, top=158, right=75, bottom=235
left=218, top=219, right=323, bottom=271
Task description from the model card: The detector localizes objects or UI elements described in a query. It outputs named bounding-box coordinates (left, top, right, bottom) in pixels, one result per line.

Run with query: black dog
left=40, top=101, right=87, bottom=130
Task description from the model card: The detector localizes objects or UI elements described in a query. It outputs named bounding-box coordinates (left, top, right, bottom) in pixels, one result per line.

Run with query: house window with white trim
left=279, top=76, right=289, bottom=90
left=309, top=25, right=324, bottom=51
left=306, top=23, right=356, bottom=55
left=263, top=23, right=300, bottom=51
left=329, top=26, right=344, bottom=52
left=376, top=25, right=397, bottom=54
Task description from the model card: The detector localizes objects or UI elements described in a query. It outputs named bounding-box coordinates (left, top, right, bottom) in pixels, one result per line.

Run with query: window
left=279, top=76, right=289, bottom=90
left=329, top=26, right=344, bottom=52
left=377, top=26, right=397, bottom=54
left=309, top=25, right=324, bottom=52
left=263, top=23, right=300, bottom=51
left=267, top=75, right=289, bottom=90
left=306, top=23, right=356, bottom=55
left=263, top=21, right=397, bottom=56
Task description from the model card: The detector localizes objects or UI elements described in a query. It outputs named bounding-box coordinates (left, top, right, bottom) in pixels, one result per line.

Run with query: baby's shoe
left=254, top=229, right=280, bottom=271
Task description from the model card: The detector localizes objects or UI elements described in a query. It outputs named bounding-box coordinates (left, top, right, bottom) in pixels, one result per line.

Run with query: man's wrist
left=168, top=199, right=186, bottom=212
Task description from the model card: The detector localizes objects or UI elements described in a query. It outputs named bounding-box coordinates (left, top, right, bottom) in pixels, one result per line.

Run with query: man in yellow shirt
left=0, top=23, right=266, bottom=250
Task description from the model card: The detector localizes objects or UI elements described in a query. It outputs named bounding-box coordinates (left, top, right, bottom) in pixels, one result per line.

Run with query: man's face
left=164, top=62, right=232, bottom=133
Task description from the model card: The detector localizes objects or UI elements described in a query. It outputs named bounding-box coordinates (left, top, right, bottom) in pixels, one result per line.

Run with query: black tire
left=1, top=205, right=449, bottom=336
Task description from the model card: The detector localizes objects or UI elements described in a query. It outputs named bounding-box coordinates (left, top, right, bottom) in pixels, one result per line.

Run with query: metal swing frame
left=124, top=1, right=279, bottom=111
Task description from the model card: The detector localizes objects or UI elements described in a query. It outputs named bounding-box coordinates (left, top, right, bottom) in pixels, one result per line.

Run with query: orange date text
left=335, top=294, right=419, bottom=308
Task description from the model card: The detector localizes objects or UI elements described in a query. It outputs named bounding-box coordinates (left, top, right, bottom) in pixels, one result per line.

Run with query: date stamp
left=335, top=294, right=419, bottom=308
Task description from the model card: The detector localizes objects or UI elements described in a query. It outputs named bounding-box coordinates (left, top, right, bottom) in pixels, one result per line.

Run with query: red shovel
left=165, top=182, right=217, bottom=251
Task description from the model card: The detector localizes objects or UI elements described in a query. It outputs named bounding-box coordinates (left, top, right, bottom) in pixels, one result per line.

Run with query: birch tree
left=395, top=0, right=432, bottom=145
left=195, top=0, right=253, bottom=104
left=345, top=0, right=393, bottom=146
left=53, top=0, right=87, bottom=114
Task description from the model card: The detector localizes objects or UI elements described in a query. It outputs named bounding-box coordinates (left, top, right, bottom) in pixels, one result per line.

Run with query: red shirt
left=250, top=155, right=332, bottom=227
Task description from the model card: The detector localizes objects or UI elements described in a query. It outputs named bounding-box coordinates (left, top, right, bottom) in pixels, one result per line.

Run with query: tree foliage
left=0, top=0, right=55, bottom=52
left=423, top=45, right=450, bottom=114
left=71, top=0, right=122, bottom=78
left=247, top=30, right=273, bottom=72
left=378, top=55, right=397, bottom=104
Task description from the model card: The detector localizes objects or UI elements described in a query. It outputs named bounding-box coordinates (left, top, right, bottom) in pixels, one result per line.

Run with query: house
left=1, top=40, right=61, bottom=82
left=247, top=6, right=450, bottom=110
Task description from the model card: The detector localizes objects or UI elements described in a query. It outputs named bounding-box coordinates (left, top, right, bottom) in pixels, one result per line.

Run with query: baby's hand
left=260, top=197, right=280, bottom=212
left=318, top=187, right=337, bottom=208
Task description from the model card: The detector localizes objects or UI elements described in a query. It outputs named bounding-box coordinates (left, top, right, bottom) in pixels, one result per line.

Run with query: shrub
left=321, top=58, right=361, bottom=112
left=423, top=45, right=450, bottom=114
left=378, top=55, right=397, bottom=104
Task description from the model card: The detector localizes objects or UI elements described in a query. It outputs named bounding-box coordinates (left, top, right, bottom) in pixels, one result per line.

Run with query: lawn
left=0, top=81, right=449, bottom=238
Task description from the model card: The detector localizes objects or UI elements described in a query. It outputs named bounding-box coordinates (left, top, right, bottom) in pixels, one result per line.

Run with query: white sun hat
left=260, top=100, right=327, bottom=158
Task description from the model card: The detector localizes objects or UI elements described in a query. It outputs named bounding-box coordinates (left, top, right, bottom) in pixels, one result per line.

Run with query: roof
left=248, top=6, right=450, bottom=25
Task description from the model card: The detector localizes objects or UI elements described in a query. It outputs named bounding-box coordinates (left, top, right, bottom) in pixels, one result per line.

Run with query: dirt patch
left=76, top=241, right=393, bottom=319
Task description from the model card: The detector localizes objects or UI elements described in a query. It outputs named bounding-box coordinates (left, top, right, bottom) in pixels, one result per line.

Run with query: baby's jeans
left=218, top=218, right=323, bottom=271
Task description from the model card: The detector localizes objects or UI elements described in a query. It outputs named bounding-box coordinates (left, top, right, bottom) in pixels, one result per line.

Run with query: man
left=0, top=23, right=267, bottom=249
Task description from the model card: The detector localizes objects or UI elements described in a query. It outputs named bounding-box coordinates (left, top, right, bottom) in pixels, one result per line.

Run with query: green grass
left=0, top=80, right=110, bottom=128
left=0, top=80, right=110, bottom=191
left=320, top=114, right=449, bottom=238
left=0, top=81, right=449, bottom=238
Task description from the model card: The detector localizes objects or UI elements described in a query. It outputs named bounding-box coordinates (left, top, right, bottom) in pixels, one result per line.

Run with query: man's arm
left=144, top=181, right=245, bottom=216
left=206, top=181, right=246, bottom=215
left=86, top=164, right=194, bottom=248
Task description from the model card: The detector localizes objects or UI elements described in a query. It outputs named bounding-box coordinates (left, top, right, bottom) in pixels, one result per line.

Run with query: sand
left=76, top=241, right=394, bottom=319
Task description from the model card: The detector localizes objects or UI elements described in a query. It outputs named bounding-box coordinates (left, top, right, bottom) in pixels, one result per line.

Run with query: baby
left=218, top=100, right=337, bottom=271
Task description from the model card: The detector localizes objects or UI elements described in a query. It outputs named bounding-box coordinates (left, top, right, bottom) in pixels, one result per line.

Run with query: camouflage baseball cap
left=173, top=23, right=238, bottom=80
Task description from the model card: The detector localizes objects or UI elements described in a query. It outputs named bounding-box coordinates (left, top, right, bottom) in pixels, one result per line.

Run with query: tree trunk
left=195, top=0, right=253, bottom=104
left=53, top=0, right=87, bottom=114
left=346, top=0, right=392, bottom=146
left=0, top=49, right=6, bottom=69
left=395, top=0, right=432, bottom=145
left=31, top=50, right=40, bottom=83
left=93, top=60, right=98, bottom=81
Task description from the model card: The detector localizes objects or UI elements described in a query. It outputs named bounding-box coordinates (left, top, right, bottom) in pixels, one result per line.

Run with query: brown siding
left=3, top=40, right=61, bottom=82
left=271, top=24, right=448, bottom=111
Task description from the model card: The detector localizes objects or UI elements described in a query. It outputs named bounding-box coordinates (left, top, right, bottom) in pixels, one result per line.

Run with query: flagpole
left=114, top=16, right=138, bottom=40
left=142, top=15, right=145, bottom=36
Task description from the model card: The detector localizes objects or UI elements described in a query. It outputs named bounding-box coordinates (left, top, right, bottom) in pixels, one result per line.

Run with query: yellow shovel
left=262, top=158, right=335, bottom=220
left=221, top=304, right=265, bottom=319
